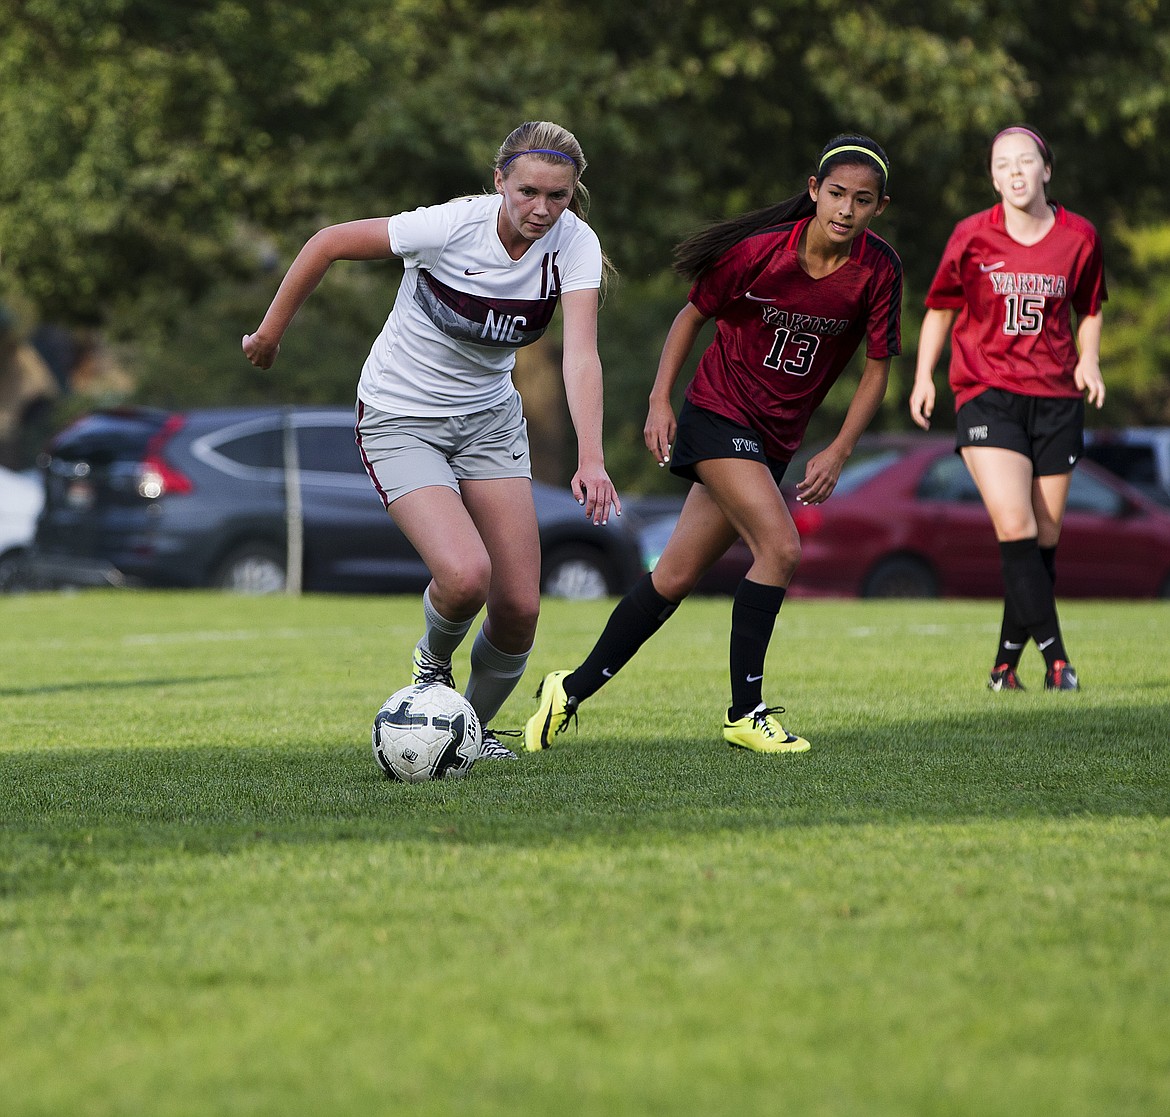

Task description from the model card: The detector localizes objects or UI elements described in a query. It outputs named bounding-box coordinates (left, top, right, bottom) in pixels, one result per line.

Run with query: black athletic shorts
left=954, top=388, right=1085, bottom=476
left=668, top=399, right=789, bottom=486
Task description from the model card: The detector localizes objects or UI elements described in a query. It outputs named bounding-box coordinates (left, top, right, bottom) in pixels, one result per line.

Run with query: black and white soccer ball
left=371, top=683, right=482, bottom=783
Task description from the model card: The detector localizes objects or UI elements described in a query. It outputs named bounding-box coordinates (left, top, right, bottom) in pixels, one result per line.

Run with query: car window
left=917, top=454, right=981, bottom=502
left=297, top=425, right=366, bottom=475
left=1066, top=469, right=1124, bottom=516
left=834, top=450, right=903, bottom=495
left=1084, top=444, right=1157, bottom=487
left=214, top=429, right=283, bottom=469
left=917, top=453, right=1125, bottom=515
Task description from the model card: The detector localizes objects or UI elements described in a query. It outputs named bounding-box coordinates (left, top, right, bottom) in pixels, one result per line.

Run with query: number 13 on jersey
left=763, top=327, right=820, bottom=377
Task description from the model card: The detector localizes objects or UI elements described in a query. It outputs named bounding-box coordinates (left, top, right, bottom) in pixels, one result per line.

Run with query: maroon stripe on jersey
left=354, top=400, right=392, bottom=511
left=420, top=271, right=558, bottom=330
left=415, top=270, right=559, bottom=349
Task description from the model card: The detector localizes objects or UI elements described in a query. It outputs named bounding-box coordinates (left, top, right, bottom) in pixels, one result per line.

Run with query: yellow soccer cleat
left=524, top=670, right=578, bottom=751
left=722, top=705, right=811, bottom=754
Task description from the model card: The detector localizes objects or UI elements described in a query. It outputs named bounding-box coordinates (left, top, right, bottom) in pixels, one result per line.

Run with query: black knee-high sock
left=728, top=579, right=786, bottom=720
left=994, top=599, right=1029, bottom=670
left=1034, top=543, right=1068, bottom=666
left=564, top=573, right=678, bottom=703
left=995, top=544, right=1060, bottom=669
left=1040, top=545, right=1057, bottom=586
left=999, top=538, right=1067, bottom=668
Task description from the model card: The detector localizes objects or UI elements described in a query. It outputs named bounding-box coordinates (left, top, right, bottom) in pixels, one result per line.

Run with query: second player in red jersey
left=923, top=202, right=1105, bottom=408
left=686, top=213, right=901, bottom=462
left=525, top=134, right=903, bottom=756
left=911, top=125, right=1106, bottom=693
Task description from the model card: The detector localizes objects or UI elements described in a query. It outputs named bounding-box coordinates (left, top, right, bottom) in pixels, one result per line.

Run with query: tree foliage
left=3, top=0, right=1170, bottom=478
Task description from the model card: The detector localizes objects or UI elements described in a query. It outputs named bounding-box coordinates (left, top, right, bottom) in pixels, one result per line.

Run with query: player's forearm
left=255, top=221, right=394, bottom=346
left=253, top=229, right=357, bottom=346
left=1076, top=311, right=1103, bottom=363
left=562, top=356, right=607, bottom=469
left=914, top=308, right=955, bottom=384
left=831, top=358, right=891, bottom=457
left=649, top=304, right=706, bottom=406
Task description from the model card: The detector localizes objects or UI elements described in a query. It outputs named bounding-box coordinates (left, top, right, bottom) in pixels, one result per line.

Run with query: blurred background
left=2, top=0, right=1169, bottom=594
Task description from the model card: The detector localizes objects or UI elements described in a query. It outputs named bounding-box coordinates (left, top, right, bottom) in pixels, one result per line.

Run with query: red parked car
left=639, top=434, right=1170, bottom=598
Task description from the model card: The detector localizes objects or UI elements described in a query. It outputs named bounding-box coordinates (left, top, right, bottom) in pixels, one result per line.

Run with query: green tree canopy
left=6, top=0, right=1170, bottom=318
left=3, top=0, right=1169, bottom=477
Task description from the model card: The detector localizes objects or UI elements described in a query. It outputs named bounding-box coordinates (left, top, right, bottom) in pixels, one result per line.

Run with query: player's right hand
left=908, top=379, right=935, bottom=431
left=242, top=333, right=280, bottom=369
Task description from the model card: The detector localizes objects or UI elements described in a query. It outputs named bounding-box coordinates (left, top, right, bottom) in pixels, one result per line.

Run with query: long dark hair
left=672, top=134, right=891, bottom=282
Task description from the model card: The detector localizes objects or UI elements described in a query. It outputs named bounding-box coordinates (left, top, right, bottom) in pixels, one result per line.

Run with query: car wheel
left=214, top=543, right=287, bottom=594
left=541, top=544, right=616, bottom=600
left=862, top=555, right=938, bottom=598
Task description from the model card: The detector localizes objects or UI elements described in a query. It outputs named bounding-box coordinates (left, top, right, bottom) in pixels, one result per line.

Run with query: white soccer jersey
left=357, top=193, right=602, bottom=417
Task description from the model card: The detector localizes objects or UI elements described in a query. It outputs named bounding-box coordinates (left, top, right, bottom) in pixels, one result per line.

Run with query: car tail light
left=138, top=415, right=193, bottom=498
left=792, top=504, right=824, bottom=536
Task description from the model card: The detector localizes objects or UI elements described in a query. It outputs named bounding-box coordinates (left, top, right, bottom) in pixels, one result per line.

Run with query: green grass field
left=2, top=590, right=1167, bottom=1116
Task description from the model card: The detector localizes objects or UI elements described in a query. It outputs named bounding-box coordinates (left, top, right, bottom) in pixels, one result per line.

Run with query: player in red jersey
left=525, top=134, right=902, bottom=754
left=910, top=125, right=1106, bottom=692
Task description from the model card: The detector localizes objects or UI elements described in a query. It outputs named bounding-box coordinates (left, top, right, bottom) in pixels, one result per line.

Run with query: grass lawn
left=2, top=590, right=1168, bottom=1116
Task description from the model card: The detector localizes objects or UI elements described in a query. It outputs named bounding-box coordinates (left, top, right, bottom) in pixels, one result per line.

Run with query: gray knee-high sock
left=464, top=627, right=530, bottom=725
left=420, top=585, right=475, bottom=662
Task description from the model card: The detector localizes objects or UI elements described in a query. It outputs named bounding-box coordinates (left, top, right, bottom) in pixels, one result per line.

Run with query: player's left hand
left=795, top=445, right=849, bottom=505
left=572, top=464, right=621, bottom=526
left=1076, top=359, right=1106, bottom=409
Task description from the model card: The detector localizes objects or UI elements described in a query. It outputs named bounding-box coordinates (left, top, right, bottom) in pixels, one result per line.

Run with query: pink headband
left=992, top=127, right=1047, bottom=155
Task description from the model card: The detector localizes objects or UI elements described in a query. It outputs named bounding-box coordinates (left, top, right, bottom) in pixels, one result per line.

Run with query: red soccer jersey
left=686, top=217, right=902, bottom=461
left=925, top=204, right=1106, bottom=409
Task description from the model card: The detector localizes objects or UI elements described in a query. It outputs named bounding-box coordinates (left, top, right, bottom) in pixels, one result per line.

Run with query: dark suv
left=1083, top=427, right=1170, bottom=508
left=27, top=405, right=644, bottom=598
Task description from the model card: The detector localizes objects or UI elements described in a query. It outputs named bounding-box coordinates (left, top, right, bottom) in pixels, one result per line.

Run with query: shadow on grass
left=2, top=701, right=1166, bottom=882
left=0, top=673, right=264, bottom=698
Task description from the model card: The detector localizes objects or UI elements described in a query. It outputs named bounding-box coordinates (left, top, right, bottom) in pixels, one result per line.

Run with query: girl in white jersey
left=244, top=121, right=620, bottom=759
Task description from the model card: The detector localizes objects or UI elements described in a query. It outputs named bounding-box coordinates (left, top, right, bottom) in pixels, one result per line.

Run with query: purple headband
left=992, top=127, right=1048, bottom=155
left=501, top=148, right=578, bottom=171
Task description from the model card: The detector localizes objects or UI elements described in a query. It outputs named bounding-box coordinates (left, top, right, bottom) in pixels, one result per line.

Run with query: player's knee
left=786, top=538, right=803, bottom=576
left=748, top=536, right=801, bottom=583
left=996, top=516, right=1038, bottom=542
left=649, top=565, right=699, bottom=601
left=433, top=558, right=492, bottom=614
left=775, top=537, right=802, bottom=581
left=488, top=591, right=539, bottom=644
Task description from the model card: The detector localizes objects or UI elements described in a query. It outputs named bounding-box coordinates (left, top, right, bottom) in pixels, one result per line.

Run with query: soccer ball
left=371, top=683, right=482, bottom=783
